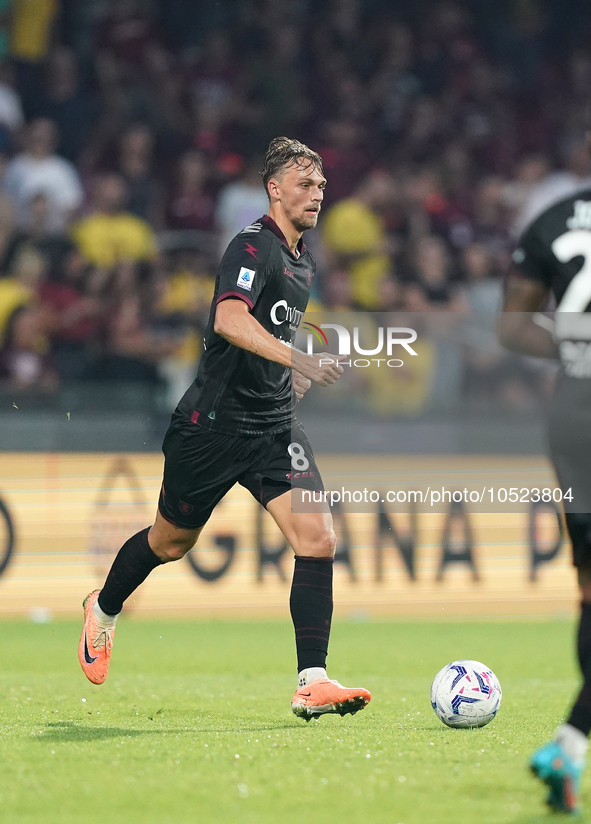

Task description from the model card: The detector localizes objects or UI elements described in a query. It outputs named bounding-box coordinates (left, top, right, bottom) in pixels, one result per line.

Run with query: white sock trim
left=556, top=723, right=588, bottom=767
left=93, top=598, right=119, bottom=626
left=298, top=667, right=327, bottom=687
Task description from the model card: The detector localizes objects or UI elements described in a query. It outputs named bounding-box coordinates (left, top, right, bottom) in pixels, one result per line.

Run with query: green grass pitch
left=0, top=617, right=586, bottom=824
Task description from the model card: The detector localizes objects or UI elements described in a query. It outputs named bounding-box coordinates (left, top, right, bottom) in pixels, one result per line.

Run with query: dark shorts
left=548, top=379, right=591, bottom=567
left=562, top=514, right=591, bottom=569
left=158, top=413, right=324, bottom=529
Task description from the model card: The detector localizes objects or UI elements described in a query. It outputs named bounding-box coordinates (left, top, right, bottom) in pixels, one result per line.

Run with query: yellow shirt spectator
left=72, top=212, right=157, bottom=268
left=0, top=278, right=31, bottom=343
left=322, top=197, right=390, bottom=309
left=159, top=270, right=215, bottom=365
left=363, top=336, right=436, bottom=416
left=11, top=0, right=58, bottom=61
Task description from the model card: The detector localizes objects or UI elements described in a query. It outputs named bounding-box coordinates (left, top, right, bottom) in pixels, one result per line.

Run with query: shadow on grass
left=508, top=813, right=589, bottom=823
left=38, top=720, right=296, bottom=742
left=40, top=722, right=165, bottom=742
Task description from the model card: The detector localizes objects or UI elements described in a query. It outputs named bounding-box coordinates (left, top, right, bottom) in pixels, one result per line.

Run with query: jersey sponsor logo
left=179, top=501, right=194, bottom=515
left=270, top=299, right=303, bottom=326
left=237, top=266, right=255, bottom=290
left=244, top=243, right=258, bottom=260
left=240, top=222, right=262, bottom=234
left=284, top=266, right=294, bottom=278
left=567, top=200, right=591, bottom=231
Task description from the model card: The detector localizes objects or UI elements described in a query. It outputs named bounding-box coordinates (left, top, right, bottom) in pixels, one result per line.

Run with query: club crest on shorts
left=237, top=266, right=255, bottom=291
left=178, top=501, right=194, bottom=515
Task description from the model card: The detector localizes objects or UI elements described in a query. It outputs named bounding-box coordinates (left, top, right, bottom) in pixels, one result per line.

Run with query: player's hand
left=291, top=352, right=345, bottom=386
left=293, top=370, right=312, bottom=400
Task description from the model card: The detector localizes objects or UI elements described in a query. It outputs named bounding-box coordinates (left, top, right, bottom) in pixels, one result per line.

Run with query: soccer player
left=78, top=137, right=371, bottom=721
left=498, top=144, right=591, bottom=813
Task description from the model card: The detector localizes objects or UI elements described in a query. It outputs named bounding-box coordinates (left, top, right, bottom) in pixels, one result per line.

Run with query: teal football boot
left=530, top=740, right=583, bottom=815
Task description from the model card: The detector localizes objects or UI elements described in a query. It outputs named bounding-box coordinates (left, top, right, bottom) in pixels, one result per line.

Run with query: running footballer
left=78, top=137, right=371, bottom=720
left=499, top=142, right=591, bottom=813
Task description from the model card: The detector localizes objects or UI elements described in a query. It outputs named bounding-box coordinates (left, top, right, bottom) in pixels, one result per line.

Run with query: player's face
left=275, top=161, right=326, bottom=233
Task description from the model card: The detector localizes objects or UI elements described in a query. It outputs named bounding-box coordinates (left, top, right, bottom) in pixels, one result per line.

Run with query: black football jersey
left=176, top=215, right=315, bottom=435
left=513, top=188, right=591, bottom=380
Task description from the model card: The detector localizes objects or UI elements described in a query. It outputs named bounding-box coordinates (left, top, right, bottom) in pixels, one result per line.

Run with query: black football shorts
left=158, top=412, right=324, bottom=529
left=548, top=378, right=591, bottom=567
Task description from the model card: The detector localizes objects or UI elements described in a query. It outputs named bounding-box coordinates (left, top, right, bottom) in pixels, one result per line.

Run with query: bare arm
left=214, top=299, right=343, bottom=386
left=497, top=270, right=558, bottom=358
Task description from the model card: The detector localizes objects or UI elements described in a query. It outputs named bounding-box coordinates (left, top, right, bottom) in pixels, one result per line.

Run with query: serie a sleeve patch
left=237, top=267, right=255, bottom=291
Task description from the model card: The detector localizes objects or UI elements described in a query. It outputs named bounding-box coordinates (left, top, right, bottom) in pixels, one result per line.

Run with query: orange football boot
left=292, top=678, right=371, bottom=721
left=78, top=590, right=115, bottom=684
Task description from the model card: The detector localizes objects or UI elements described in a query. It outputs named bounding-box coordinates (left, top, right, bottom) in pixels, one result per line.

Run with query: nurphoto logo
left=302, top=321, right=419, bottom=368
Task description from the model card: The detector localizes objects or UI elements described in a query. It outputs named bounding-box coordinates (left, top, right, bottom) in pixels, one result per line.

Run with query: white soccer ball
left=430, top=659, right=502, bottom=728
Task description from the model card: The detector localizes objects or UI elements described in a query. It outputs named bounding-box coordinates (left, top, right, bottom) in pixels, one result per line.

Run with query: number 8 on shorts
left=288, top=443, right=309, bottom=471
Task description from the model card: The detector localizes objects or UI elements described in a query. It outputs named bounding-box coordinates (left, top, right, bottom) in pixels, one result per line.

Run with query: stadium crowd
left=0, top=0, right=588, bottom=413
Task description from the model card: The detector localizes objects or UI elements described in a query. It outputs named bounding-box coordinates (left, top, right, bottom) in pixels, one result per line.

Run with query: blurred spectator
left=502, top=153, right=550, bottom=232
left=165, top=150, right=216, bottom=232
left=460, top=240, right=510, bottom=408
left=405, top=234, right=462, bottom=309
left=97, top=0, right=159, bottom=72
left=3, top=118, right=84, bottom=231
left=87, top=261, right=180, bottom=386
left=155, top=249, right=215, bottom=406
left=0, top=1, right=10, bottom=62
left=31, top=47, right=99, bottom=163
left=86, top=41, right=178, bottom=172
left=245, top=23, right=307, bottom=151
left=158, top=249, right=214, bottom=321
left=111, top=123, right=160, bottom=223
left=515, top=138, right=591, bottom=234
left=215, top=157, right=269, bottom=253
left=0, top=272, right=30, bottom=344
left=466, top=175, right=512, bottom=262
left=317, top=119, right=370, bottom=207
left=362, top=312, right=438, bottom=417
left=321, top=268, right=354, bottom=312
left=0, top=244, right=46, bottom=344
left=10, top=0, right=58, bottom=64
left=0, top=149, right=14, bottom=258
left=401, top=165, right=469, bottom=247
left=0, top=304, right=58, bottom=391
left=322, top=170, right=395, bottom=309
left=402, top=95, right=450, bottom=163
left=3, top=191, right=70, bottom=276
left=73, top=173, right=157, bottom=268
left=461, top=242, right=502, bottom=313
left=183, top=30, right=237, bottom=112
left=188, top=95, right=234, bottom=167
left=39, top=249, right=101, bottom=380
left=0, top=61, right=24, bottom=142
left=377, top=275, right=405, bottom=312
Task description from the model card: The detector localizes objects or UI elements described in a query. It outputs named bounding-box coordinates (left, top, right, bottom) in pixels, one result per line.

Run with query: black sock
left=567, top=602, right=591, bottom=736
left=97, top=527, right=163, bottom=616
left=289, top=555, right=333, bottom=673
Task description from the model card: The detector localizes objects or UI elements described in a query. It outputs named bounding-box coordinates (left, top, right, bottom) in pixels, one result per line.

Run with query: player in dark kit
left=78, top=137, right=371, bottom=720
left=499, top=142, right=591, bottom=813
